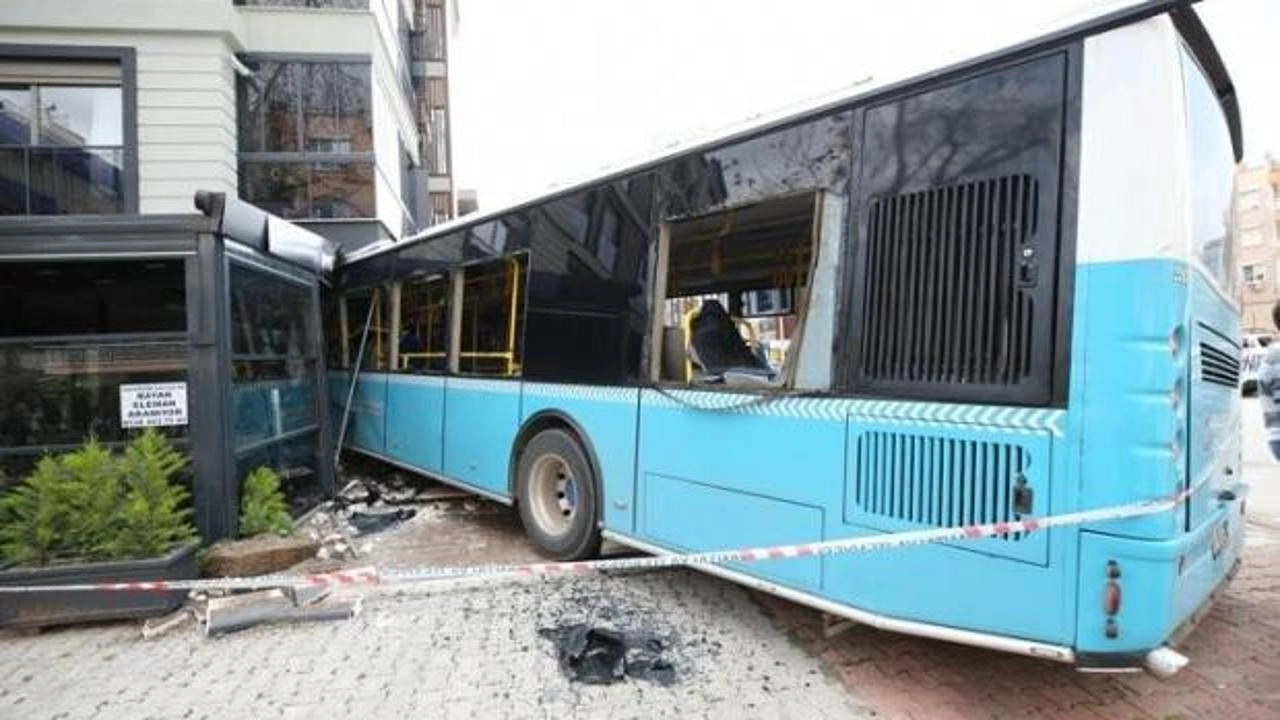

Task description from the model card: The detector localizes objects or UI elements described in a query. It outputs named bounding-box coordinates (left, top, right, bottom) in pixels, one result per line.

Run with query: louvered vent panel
left=858, top=175, right=1039, bottom=389
left=1199, top=342, right=1239, bottom=388
left=850, top=432, right=1029, bottom=542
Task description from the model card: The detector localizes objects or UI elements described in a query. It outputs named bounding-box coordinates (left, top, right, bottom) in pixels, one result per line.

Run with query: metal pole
left=334, top=288, right=378, bottom=469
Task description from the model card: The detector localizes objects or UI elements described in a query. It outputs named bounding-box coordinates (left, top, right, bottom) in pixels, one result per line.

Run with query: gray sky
left=450, top=0, right=1279, bottom=208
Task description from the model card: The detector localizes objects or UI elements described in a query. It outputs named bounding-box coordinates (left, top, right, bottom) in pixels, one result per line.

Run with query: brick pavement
left=0, top=497, right=867, bottom=720
left=754, top=522, right=1280, bottom=720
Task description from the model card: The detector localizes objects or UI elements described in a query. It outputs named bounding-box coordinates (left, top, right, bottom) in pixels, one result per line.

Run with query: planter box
left=0, top=542, right=199, bottom=629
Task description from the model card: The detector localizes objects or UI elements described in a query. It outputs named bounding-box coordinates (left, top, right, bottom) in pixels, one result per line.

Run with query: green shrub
left=238, top=466, right=293, bottom=538
left=0, top=430, right=197, bottom=567
left=107, top=428, right=198, bottom=559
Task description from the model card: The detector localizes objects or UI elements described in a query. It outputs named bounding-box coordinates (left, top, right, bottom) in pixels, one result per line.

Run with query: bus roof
left=343, top=0, right=1238, bottom=267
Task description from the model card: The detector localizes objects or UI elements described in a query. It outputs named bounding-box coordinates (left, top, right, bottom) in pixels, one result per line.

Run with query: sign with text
left=120, top=382, right=189, bottom=429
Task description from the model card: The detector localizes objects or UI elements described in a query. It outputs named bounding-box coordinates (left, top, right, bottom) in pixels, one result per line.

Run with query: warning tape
left=0, top=477, right=1213, bottom=595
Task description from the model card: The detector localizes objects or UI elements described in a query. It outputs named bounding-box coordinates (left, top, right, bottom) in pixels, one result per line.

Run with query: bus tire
left=515, top=428, right=602, bottom=561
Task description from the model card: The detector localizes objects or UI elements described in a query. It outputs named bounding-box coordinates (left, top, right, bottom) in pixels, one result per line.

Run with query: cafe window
left=0, top=259, right=188, bottom=476
left=0, top=59, right=126, bottom=215
left=236, top=59, right=374, bottom=219
left=459, top=255, right=526, bottom=377
left=399, top=274, right=449, bottom=373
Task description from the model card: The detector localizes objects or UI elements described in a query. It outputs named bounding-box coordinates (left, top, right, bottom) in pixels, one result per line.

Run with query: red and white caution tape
left=0, top=478, right=1211, bottom=595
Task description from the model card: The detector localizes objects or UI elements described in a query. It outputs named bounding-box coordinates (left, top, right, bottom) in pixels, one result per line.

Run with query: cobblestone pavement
left=0, top=498, right=867, bottom=720
left=757, top=521, right=1280, bottom=720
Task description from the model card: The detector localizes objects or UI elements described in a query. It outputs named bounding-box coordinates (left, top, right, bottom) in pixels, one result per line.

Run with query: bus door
left=385, top=274, right=451, bottom=475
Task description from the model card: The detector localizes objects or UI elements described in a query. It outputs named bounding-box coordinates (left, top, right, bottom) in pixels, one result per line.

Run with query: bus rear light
left=1169, top=325, right=1184, bottom=357
left=1104, top=581, right=1122, bottom=616
left=1171, top=378, right=1184, bottom=411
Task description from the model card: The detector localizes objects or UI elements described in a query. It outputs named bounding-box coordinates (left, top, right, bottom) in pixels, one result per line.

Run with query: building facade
left=0, top=0, right=454, bottom=249
left=1235, top=162, right=1280, bottom=330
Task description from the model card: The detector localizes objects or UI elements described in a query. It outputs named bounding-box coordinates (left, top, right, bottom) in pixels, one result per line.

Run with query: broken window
left=398, top=273, right=449, bottom=373
left=652, top=193, right=824, bottom=389
left=344, top=287, right=388, bottom=370
left=459, top=255, right=527, bottom=376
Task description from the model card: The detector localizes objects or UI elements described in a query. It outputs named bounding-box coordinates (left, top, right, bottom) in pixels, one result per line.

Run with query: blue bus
left=330, top=2, right=1244, bottom=673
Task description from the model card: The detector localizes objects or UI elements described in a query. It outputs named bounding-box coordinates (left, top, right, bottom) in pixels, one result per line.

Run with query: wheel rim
left=528, top=452, right=577, bottom=536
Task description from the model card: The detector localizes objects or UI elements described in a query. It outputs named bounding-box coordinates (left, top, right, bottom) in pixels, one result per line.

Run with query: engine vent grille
left=858, top=175, right=1038, bottom=390
left=1200, top=342, right=1239, bottom=388
left=850, top=431, right=1030, bottom=541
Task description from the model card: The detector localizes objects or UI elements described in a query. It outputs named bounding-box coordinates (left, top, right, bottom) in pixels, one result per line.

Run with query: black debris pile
left=347, top=507, right=416, bottom=536
left=538, top=623, right=677, bottom=686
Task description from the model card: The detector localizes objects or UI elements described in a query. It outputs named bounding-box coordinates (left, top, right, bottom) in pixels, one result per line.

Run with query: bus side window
left=345, top=287, right=389, bottom=371
left=459, top=255, right=527, bottom=377
left=399, top=274, right=450, bottom=373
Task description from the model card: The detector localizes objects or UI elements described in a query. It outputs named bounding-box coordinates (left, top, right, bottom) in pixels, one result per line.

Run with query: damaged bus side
left=328, top=2, right=1245, bottom=673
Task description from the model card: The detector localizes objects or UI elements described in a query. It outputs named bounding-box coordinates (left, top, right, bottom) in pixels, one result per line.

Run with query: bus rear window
left=1180, top=45, right=1237, bottom=299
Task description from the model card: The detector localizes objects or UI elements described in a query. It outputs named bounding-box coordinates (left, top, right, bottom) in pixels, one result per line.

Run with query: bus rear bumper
left=1074, top=483, right=1247, bottom=666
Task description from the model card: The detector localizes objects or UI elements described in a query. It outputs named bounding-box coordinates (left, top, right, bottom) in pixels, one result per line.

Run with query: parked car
left=1241, top=331, right=1272, bottom=394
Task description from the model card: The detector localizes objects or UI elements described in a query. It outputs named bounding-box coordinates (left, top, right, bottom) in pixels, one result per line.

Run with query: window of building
left=1240, top=189, right=1262, bottom=212
left=459, top=255, right=527, bottom=376
left=237, top=59, right=374, bottom=219
left=399, top=274, right=449, bottom=373
left=428, top=107, right=448, bottom=175
left=0, top=71, right=125, bottom=215
left=1243, top=262, right=1266, bottom=288
left=413, top=2, right=448, bottom=61
left=430, top=192, right=450, bottom=225
left=1242, top=227, right=1264, bottom=247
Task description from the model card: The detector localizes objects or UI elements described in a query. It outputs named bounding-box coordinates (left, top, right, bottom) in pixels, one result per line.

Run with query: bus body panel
left=1072, top=258, right=1187, bottom=541
left=385, top=374, right=446, bottom=475
left=442, top=377, right=520, bottom=496
left=339, top=373, right=388, bottom=455
left=519, top=383, right=641, bottom=533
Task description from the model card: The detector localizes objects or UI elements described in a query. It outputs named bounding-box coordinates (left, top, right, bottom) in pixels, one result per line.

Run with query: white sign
left=120, top=382, right=189, bottom=429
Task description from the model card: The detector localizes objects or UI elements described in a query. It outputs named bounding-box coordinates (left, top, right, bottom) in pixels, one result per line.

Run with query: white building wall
left=2, top=0, right=424, bottom=236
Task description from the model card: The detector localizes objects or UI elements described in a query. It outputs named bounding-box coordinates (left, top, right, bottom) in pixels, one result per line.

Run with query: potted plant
left=0, top=429, right=201, bottom=628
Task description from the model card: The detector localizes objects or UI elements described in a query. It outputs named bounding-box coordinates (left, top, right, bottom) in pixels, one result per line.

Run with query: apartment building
left=0, top=0, right=455, bottom=249
left=1236, top=162, right=1280, bottom=330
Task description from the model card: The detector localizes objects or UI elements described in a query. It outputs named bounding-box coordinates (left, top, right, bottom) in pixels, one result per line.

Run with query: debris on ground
left=140, top=606, right=196, bottom=640
left=201, top=535, right=320, bottom=577
left=539, top=623, right=677, bottom=686
left=204, top=588, right=361, bottom=636
left=348, top=508, right=416, bottom=536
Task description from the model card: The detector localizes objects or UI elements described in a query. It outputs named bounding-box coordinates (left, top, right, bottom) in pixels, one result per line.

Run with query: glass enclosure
left=228, top=257, right=327, bottom=514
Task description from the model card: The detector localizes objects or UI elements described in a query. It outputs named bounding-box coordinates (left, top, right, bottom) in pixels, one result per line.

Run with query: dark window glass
left=36, top=86, right=122, bottom=146
left=237, top=61, right=301, bottom=153
left=346, top=287, right=389, bottom=370
left=0, top=148, right=25, bottom=214
left=310, top=161, right=373, bottom=218
left=0, top=259, right=188, bottom=463
left=399, top=274, right=449, bottom=373
left=300, top=63, right=371, bottom=153
left=0, top=339, right=187, bottom=458
left=596, top=202, right=620, bottom=272
left=0, top=260, right=186, bottom=337
left=459, top=256, right=526, bottom=376
left=845, top=54, right=1067, bottom=405
left=239, top=161, right=308, bottom=218
left=0, top=87, right=32, bottom=144
left=28, top=147, right=124, bottom=214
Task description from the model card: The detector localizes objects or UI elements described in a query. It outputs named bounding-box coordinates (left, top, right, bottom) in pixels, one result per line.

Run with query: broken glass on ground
left=538, top=623, right=677, bottom=686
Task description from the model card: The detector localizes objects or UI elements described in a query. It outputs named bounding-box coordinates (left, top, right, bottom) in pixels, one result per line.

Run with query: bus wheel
left=516, top=428, right=602, bottom=561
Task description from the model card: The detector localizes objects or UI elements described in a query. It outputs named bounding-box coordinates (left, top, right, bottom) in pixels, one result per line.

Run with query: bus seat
left=688, top=299, right=774, bottom=379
